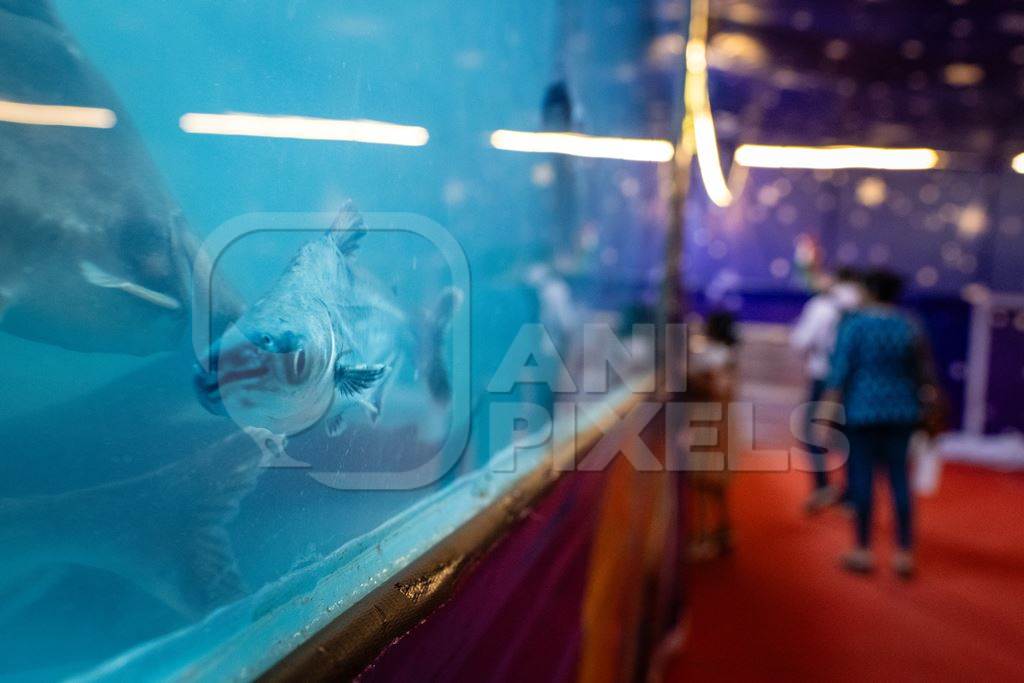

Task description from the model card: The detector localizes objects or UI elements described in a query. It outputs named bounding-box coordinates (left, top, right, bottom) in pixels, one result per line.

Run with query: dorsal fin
left=328, top=202, right=367, bottom=258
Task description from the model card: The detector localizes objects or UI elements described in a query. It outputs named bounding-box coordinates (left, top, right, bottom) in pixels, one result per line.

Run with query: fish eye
left=287, top=348, right=308, bottom=383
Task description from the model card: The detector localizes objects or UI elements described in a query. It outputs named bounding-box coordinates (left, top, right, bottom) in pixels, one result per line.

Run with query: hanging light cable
left=679, top=0, right=733, bottom=207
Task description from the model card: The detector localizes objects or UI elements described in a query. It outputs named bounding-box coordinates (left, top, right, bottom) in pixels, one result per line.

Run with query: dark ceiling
left=707, top=0, right=1024, bottom=165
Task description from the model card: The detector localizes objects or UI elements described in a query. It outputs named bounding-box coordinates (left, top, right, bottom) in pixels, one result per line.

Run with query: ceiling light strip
left=179, top=112, right=429, bottom=147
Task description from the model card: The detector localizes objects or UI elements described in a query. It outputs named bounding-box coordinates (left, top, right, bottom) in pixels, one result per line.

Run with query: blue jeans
left=847, top=424, right=914, bottom=550
left=802, top=379, right=829, bottom=491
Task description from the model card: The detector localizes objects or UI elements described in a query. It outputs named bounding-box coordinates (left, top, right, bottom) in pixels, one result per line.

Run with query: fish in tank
left=0, top=0, right=671, bottom=678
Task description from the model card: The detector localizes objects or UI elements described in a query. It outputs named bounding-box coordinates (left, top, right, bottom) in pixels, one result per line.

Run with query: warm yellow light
left=179, top=112, right=429, bottom=147
left=685, top=39, right=708, bottom=73
left=692, top=109, right=734, bottom=205
left=1012, top=153, right=1024, bottom=174
left=489, top=130, right=675, bottom=163
left=734, top=145, right=941, bottom=170
left=943, top=63, right=985, bottom=88
left=0, top=99, right=116, bottom=128
left=708, top=32, right=767, bottom=71
left=682, top=0, right=733, bottom=207
left=855, top=177, right=887, bottom=207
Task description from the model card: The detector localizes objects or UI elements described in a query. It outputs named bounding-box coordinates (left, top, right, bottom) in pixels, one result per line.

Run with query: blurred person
left=819, top=270, right=937, bottom=579
left=790, top=267, right=863, bottom=512
left=687, top=310, right=740, bottom=560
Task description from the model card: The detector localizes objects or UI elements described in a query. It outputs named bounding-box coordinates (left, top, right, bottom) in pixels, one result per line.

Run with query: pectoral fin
left=354, top=396, right=380, bottom=422
left=324, top=413, right=349, bottom=438
left=357, top=353, right=399, bottom=423
left=244, top=426, right=308, bottom=468
left=334, top=362, right=387, bottom=397
left=80, top=260, right=181, bottom=310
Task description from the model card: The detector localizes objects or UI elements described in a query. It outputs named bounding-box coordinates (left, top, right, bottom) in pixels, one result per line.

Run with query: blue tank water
left=0, top=0, right=680, bottom=678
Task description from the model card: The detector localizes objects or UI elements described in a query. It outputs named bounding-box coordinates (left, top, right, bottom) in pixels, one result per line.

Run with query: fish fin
left=324, top=412, right=349, bottom=438
left=79, top=260, right=181, bottom=310
left=328, top=202, right=367, bottom=258
left=154, top=434, right=261, bottom=612
left=360, top=352, right=400, bottom=423
left=334, top=362, right=388, bottom=398
left=422, top=287, right=464, bottom=403
left=76, top=433, right=261, bottom=616
left=244, top=426, right=308, bottom=468
left=354, top=395, right=381, bottom=423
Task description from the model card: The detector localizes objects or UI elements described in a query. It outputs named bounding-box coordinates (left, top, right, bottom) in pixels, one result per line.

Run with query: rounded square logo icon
left=192, top=210, right=471, bottom=490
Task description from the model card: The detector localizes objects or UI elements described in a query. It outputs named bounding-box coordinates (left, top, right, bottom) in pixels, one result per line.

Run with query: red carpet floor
left=668, top=464, right=1024, bottom=681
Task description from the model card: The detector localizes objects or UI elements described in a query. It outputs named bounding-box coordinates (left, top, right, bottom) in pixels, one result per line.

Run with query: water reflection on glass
left=0, top=0, right=672, bottom=678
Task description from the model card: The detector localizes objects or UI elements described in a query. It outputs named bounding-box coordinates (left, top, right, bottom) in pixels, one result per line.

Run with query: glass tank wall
left=0, top=0, right=682, bottom=679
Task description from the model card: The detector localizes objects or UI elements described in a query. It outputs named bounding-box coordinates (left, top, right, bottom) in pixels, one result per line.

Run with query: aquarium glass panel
left=0, top=0, right=680, bottom=678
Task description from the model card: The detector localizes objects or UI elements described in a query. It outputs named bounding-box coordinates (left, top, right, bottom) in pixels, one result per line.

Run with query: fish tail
left=423, top=286, right=464, bottom=403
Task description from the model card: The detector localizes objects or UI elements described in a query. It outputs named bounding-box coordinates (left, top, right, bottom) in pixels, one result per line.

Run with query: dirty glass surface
left=0, top=0, right=680, bottom=679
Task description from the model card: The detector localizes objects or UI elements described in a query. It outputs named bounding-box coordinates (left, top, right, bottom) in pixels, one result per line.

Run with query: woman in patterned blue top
left=821, top=270, right=935, bottom=579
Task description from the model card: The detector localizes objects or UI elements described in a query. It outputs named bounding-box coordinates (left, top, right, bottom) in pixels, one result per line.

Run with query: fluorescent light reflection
left=179, top=113, right=429, bottom=147
left=490, top=130, right=675, bottom=163
left=734, top=145, right=941, bottom=171
left=1012, top=152, right=1024, bottom=174
left=692, top=108, right=733, bottom=205
left=0, top=99, right=116, bottom=128
left=683, top=0, right=734, bottom=207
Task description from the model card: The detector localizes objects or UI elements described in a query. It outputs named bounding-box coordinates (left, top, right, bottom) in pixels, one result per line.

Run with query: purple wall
left=358, top=471, right=607, bottom=683
left=987, top=304, right=1024, bottom=434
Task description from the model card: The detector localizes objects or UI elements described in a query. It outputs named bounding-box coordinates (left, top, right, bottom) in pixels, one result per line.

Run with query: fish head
left=194, top=297, right=339, bottom=435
